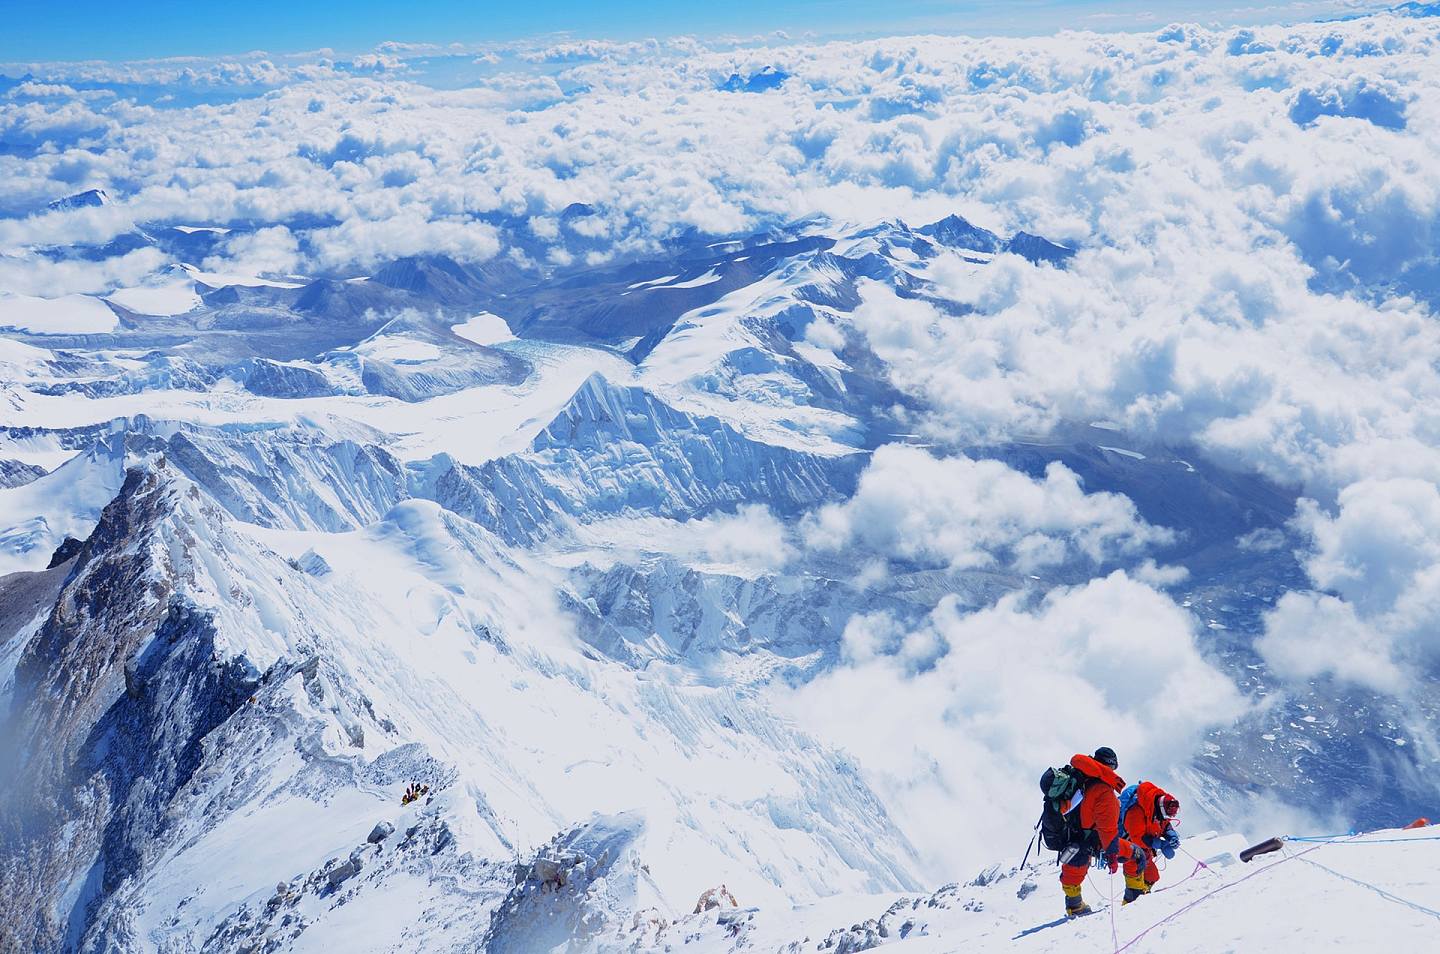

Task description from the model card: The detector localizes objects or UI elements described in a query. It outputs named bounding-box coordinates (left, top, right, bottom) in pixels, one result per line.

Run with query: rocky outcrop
left=0, top=466, right=262, bottom=951
left=483, top=813, right=659, bottom=954
left=0, top=457, right=46, bottom=488
left=45, top=535, right=85, bottom=568
left=693, top=883, right=739, bottom=913
left=242, top=357, right=345, bottom=398
left=201, top=811, right=495, bottom=953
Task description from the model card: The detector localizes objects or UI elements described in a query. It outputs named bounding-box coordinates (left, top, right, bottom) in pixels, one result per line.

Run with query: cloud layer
left=780, top=571, right=1245, bottom=875
left=5, top=12, right=1440, bottom=282
left=805, top=443, right=1171, bottom=573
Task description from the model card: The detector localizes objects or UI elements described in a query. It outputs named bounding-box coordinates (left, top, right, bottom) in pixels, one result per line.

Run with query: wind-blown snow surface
left=3, top=8, right=1440, bottom=953
left=666, top=827, right=1440, bottom=953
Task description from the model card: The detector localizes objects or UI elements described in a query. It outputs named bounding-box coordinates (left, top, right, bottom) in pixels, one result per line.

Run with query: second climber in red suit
left=1060, top=747, right=1147, bottom=917
left=1119, top=781, right=1181, bottom=903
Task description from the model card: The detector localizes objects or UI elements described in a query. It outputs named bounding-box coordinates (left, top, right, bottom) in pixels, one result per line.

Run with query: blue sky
left=1, top=0, right=1380, bottom=62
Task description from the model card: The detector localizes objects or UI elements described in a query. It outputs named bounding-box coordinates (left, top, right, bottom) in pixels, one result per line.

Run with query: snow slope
left=663, top=827, right=1440, bottom=953
left=0, top=462, right=919, bottom=950
left=0, top=292, right=119, bottom=334
left=0, top=428, right=126, bottom=574
left=106, top=282, right=203, bottom=317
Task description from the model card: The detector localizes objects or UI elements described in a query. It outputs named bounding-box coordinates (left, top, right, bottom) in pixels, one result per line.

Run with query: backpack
left=1037, top=765, right=1086, bottom=852
left=1118, top=783, right=1139, bottom=832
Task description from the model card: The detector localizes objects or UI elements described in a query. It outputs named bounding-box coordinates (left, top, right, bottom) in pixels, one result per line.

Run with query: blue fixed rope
left=1288, top=834, right=1440, bottom=845
left=1284, top=847, right=1440, bottom=922
left=1284, top=831, right=1356, bottom=842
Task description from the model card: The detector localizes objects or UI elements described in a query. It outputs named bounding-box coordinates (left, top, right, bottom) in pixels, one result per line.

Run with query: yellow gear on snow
left=1062, top=883, right=1091, bottom=917
left=1125, top=874, right=1151, bottom=893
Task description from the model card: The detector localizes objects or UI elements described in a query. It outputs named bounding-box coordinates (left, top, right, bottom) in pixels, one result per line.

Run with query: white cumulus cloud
left=805, top=443, right=1171, bottom=572
left=779, top=570, right=1245, bottom=877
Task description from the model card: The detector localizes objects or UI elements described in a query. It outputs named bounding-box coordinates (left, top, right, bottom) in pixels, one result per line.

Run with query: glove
left=1105, top=852, right=1120, bottom=875
left=1160, top=830, right=1179, bottom=860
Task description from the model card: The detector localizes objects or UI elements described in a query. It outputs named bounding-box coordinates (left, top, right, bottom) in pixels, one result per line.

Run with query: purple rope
left=1110, top=834, right=1362, bottom=954
left=1150, top=861, right=1204, bottom=894
left=1107, top=868, right=1119, bottom=949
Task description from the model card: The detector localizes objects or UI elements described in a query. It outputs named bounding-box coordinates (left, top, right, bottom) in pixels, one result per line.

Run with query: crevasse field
left=2, top=6, right=1440, bottom=952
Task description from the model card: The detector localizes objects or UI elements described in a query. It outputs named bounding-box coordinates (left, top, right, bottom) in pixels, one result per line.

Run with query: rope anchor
left=1239, top=836, right=1285, bottom=863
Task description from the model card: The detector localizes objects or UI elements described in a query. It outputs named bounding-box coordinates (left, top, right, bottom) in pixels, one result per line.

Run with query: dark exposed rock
left=0, top=457, right=47, bottom=488
left=325, top=855, right=362, bottom=887
left=917, top=213, right=1002, bottom=253
left=484, top=813, right=647, bottom=954
left=1004, top=230, right=1076, bottom=266
left=45, top=535, right=85, bottom=569
left=0, top=465, right=261, bottom=951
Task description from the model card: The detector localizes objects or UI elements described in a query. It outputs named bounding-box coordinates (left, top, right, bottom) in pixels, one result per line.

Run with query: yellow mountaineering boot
left=1122, top=873, right=1150, bottom=905
left=1063, top=882, right=1092, bottom=918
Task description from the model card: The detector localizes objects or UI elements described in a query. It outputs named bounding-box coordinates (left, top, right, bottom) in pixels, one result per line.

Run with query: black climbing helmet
left=1093, top=746, right=1118, bottom=769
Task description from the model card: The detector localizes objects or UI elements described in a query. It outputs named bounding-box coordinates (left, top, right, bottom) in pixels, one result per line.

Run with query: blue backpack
left=1118, top=783, right=1140, bottom=828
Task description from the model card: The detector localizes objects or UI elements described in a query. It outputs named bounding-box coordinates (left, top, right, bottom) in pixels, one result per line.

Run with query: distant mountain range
left=0, top=206, right=1429, bottom=952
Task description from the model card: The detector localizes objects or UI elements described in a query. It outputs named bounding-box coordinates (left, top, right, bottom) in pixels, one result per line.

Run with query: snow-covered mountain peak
left=46, top=188, right=110, bottom=212
left=1, top=449, right=926, bottom=949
